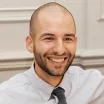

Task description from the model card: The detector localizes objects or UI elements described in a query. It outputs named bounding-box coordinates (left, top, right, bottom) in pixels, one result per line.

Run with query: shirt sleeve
left=0, top=91, right=13, bottom=104
left=89, top=76, right=104, bottom=104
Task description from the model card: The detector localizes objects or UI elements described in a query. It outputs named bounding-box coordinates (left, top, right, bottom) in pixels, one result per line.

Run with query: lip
left=46, top=56, right=68, bottom=65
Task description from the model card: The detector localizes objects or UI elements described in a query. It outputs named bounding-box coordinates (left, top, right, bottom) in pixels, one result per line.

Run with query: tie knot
left=52, top=87, right=65, bottom=99
left=52, top=87, right=67, bottom=104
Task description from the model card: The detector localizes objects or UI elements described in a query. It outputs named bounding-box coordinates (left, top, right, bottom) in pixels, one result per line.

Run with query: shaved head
left=26, top=2, right=77, bottom=82
left=30, top=2, right=76, bottom=38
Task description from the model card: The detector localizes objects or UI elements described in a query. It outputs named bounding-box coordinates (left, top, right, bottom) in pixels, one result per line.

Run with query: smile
left=47, top=57, right=67, bottom=63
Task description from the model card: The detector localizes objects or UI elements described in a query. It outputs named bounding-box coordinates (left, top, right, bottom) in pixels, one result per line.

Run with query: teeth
left=50, top=58, right=64, bottom=62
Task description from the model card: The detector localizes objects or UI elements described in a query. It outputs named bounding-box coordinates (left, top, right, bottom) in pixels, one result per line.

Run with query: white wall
left=0, top=0, right=104, bottom=82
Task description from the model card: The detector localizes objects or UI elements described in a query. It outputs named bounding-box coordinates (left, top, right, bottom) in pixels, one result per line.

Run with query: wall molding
left=98, top=0, right=104, bottom=21
left=0, top=51, right=33, bottom=71
left=74, top=50, right=104, bottom=69
left=0, top=50, right=104, bottom=71
left=0, top=7, right=37, bottom=22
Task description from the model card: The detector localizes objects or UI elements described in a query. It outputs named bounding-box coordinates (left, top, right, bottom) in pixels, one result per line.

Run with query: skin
left=26, top=3, right=77, bottom=87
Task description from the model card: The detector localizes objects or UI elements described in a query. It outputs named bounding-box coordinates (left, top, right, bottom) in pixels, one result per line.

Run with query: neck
left=35, top=64, right=63, bottom=87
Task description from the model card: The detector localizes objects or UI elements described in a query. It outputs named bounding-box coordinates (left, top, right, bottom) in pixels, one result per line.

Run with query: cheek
left=35, top=42, right=54, bottom=53
left=67, top=44, right=76, bottom=54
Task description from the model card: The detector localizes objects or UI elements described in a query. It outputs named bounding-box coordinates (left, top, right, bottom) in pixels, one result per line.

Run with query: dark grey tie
left=52, top=87, right=67, bottom=104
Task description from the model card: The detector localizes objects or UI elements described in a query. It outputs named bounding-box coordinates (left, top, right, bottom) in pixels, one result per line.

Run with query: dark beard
left=34, top=51, right=75, bottom=76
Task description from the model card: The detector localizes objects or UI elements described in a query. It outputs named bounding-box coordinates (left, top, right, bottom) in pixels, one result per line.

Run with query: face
left=29, top=13, right=77, bottom=76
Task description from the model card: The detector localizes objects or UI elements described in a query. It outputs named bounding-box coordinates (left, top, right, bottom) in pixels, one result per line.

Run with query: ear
left=73, top=35, right=77, bottom=45
left=26, top=35, right=33, bottom=53
left=75, top=35, right=77, bottom=43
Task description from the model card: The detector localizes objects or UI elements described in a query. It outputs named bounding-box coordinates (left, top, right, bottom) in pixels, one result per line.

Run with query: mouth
left=47, top=57, right=68, bottom=63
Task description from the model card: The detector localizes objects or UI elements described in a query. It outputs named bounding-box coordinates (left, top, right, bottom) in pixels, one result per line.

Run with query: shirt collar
left=58, top=70, right=71, bottom=97
left=26, top=63, right=71, bottom=101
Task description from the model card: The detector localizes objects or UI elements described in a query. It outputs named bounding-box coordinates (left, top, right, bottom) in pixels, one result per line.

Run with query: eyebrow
left=65, top=33, right=75, bottom=37
left=40, top=33, right=75, bottom=38
left=40, top=33, right=55, bottom=38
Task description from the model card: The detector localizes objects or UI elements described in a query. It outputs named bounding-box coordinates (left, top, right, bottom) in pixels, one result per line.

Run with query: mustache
left=44, top=52, right=71, bottom=57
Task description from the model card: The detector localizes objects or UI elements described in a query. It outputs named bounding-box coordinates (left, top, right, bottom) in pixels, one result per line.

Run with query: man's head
left=26, top=2, right=77, bottom=77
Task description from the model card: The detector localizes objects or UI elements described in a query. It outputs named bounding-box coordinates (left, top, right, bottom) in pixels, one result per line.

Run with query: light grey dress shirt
left=0, top=65, right=104, bottom=104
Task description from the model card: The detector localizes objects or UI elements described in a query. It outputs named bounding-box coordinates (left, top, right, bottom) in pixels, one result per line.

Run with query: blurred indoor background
left=0, top=0, right=104, bottom=83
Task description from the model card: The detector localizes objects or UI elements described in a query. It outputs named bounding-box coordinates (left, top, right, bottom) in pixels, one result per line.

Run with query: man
left=0, top=2, right=104, bottom=104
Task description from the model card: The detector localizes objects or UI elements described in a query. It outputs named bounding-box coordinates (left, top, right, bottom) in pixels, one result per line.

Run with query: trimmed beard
left=34, top=51, right=75, bottom=76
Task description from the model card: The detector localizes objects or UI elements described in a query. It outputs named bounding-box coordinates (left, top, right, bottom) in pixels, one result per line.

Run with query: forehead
left=34, top=10, right=75, bottom=37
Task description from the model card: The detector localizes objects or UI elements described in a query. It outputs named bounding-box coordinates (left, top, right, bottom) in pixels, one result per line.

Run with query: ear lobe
left=26, top=35, right=33, bottom=53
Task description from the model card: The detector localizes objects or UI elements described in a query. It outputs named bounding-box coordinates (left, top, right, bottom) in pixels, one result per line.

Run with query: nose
left=53, top=39, right=66, bottom=55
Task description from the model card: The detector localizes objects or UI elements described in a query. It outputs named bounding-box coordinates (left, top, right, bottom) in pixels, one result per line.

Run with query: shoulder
left=0, top=70, right=30, bottom=92
left=0, top=69, right=37, bottom=103
left=68, top=66, right=102, bottom=76
left=0, top=71, right=30, bottom=103
left=67, top=66, right=104, bottom=84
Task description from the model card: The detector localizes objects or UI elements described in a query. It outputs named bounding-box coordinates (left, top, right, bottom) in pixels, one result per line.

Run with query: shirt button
left=45, top=98, right=48, bottom=101
left=28, top=81, right=31, bottom=85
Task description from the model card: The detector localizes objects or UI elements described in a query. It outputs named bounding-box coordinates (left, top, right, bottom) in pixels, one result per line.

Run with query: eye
left=65, top=38, right=71, bottom=40
left=44, top=37, right=54, bottom=41
left=64, top=37, right=72, bottom=41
